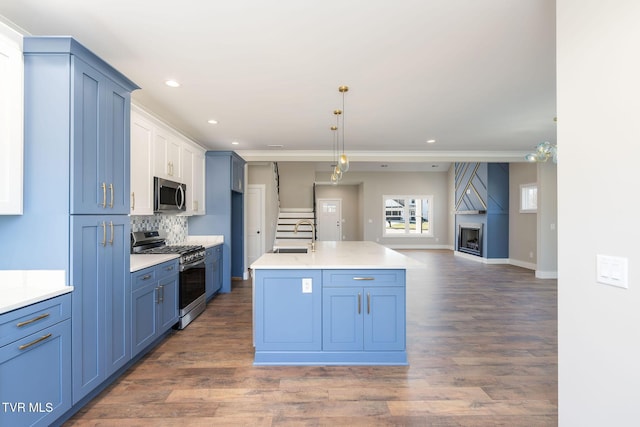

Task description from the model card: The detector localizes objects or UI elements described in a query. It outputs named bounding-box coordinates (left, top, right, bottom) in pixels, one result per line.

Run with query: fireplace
left=458, top=223, right=483, bottom=257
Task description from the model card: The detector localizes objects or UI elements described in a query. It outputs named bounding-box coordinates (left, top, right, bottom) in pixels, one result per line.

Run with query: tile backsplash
left=130, top=215, right=188, bottom=245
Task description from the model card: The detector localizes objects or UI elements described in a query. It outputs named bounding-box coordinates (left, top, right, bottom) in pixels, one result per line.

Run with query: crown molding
left=235, top=149, right=531, bottom=163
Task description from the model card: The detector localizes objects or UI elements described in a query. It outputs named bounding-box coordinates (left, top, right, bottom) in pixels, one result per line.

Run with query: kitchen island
left=250, top=241, right=421, bottom=365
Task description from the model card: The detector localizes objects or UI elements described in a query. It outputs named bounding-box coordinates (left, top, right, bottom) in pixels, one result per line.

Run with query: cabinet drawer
left=0, top=293, right=71, bottom=348
left=322, top=270, right=405, bottom=287
left=156, top=259, right=179, bottom=281
left=132, top=266, right=157, bottom=290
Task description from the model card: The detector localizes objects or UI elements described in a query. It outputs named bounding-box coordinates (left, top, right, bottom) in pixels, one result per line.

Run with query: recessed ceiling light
left=380, top=164, right=389, bottom=168
left=431, top=164, right=439, bottom=168
left=231, top=141, right=239, bottom=145
left=426, top=139, right=436, bottom=144
left=165, top=79, right=180, bottom=88
left=207, top=119, right=218, bottom=125
left=267, top=144, right=284, bottom=148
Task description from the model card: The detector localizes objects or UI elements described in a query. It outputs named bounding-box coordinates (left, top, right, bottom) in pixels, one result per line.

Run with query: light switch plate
left=596, top=254, right=628, bottom=288
left=302, top=278, right=313, bottom=293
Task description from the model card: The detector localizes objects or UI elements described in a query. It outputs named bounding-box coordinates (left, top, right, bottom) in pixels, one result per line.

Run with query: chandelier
left=331, top=85, right=349, bottom=184
left=525, top=141, right=557, bottom=163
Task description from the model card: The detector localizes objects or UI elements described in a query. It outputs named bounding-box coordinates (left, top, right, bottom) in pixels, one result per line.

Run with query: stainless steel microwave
left=154, top=177, right=186, bottom=213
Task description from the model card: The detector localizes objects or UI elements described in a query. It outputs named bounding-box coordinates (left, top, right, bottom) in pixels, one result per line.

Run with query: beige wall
left=277, top=162, right=316, bottom=209
left=246, top=163, right=280, bottom=254
left=316, top=170, right=451, bottom=248
left=509, top=163, right=538, bottom=267
left=315, top=184, right=363, bottom=241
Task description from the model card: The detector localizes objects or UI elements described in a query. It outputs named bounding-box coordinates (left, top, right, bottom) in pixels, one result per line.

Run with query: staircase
left=274, top=208, right=315, bottom=250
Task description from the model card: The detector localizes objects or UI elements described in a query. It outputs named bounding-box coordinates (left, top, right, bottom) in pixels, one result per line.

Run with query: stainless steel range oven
left=131, top=231, right=206, bottom=329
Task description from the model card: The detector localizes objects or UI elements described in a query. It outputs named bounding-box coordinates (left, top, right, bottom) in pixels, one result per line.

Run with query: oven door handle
left=180, top=258, right=205, bottom=272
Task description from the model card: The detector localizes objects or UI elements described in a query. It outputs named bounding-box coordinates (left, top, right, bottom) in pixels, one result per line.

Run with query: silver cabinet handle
left=165, top=265, right=174, bottom=271
left=131, top=192, right=135, bottom=211
left=353, top=277, right=374, bottom=281
left=367, top=292, right=371, bottom=314
left=101, top=182, right=107, bottom=208
left=357, top=292, right=361, bottom=314
left=142, top=274, right=152, bottom=280
left=16, top=313, right=50, bottom=328
left=159, top=285, right=164, bottom=303
left=155, top=287, right=159, bottom=304
left=109, top=183, right=114, bottom=208
left=109, top=221, right=114, bottom=245
left=19, top=333, right=52, bottom=351
left=101, top=221, right=107, bottom=247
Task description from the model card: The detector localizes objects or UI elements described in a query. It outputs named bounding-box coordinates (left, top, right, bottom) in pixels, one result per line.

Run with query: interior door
left=246, top=184, right=265, bottom=265
left=317, top=199, right=342, bottom=241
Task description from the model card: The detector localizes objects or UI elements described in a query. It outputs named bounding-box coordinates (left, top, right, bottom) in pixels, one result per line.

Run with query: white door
left=246, top=185, right=265, bottom=266
left=317, top=199, right=342, bottom=241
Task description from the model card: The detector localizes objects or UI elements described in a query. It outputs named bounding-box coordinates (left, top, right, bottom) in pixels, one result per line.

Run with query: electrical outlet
left=302, top=278, right=313, bottom=293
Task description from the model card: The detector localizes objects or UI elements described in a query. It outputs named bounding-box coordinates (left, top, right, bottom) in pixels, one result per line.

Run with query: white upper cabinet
left=130, top=105, right=206, bottom=216
left=154, top=128, right=182, bottom=181
left=0, top=27, right=23, bottom=215
left=130, top=108, right=154, bottom=215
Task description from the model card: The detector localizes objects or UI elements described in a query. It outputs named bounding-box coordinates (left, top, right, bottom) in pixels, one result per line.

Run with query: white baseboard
left=535, top=270, right=558, bottom=279
left=453, top=250, right=509, bottom=264
left=385, top=244, right=452, bottom=250
left=510, top=259, right=537, bottom=271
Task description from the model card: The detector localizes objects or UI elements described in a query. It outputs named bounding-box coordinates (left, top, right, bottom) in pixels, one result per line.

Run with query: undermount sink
left=274, top=248, right=309, bottom=254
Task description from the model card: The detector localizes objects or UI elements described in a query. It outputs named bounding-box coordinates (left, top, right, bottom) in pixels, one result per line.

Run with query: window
left=520, top=183, right=538, bottom=213
left=383, top=195, right=433, bottom=236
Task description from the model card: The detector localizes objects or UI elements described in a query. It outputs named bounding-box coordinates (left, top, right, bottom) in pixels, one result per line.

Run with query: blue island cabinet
left=253, top=269, right=407, bottom=365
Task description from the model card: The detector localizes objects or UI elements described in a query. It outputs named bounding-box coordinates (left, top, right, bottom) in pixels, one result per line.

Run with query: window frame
left=382, top=195, right=434, bottom=237
left=520, top=183, right=538, bottom=213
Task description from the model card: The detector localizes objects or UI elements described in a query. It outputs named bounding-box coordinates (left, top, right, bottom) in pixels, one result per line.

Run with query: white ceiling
left=0, top=0, right=556, bottom=167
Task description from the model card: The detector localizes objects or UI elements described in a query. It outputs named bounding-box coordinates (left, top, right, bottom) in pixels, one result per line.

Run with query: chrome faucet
left=294, top=219, right=316, bottom=252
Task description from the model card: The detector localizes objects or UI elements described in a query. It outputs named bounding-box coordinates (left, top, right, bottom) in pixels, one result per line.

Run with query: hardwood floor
left=65, top=250, right=557, bottom=426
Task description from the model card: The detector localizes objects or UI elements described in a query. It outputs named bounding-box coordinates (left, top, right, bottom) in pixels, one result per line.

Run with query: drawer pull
left=166, top=265, right=174, bottom=271
left=16, top=313, right=50, bottom=328
left=18, top=333, right=52, bottom=350
left=367, top=292, right=371, bottom=314
left=353, top=277, right=374, bottom=281
left=357, top=292, right=362, bottom=314
left=142, top=274, right=152, bottom=280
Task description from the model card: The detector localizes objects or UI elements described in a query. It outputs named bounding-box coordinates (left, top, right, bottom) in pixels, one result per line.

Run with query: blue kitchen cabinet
left=204, top=245, right=223, bottom=301
left=231, top=154, right=245, bottom=193
left=254, top=270, right=323, bottom=352
left=189, top=152, right=245, bottom=293
left=70, top=56, right=132, bottom=215
left=131, top=259, right=179, bottom=357
left=213, top=246, right=223, bottom=295
left=0, top=294, right=72, bottom=427
left=70, top=216, right=131, bottom=404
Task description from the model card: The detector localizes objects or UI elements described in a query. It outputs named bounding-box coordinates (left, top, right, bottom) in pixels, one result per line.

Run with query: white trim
left=535, top=270, right=558, bottom=279
left=385, top=244, right=451, bottom=250
left=509, top=259, right=537, bottom=271
left=453, top=251, right=509, bottom=264
left=235, top=149, right=531, bottom=163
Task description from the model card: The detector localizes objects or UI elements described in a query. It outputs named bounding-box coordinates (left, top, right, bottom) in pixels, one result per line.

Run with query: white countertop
left=0, top=270, right=72, bottom=315
left=185, top=235, right=224, bottom=248
left=251, top=241, right=425, bottom=270
left=130, top=254, right=180, bottom=272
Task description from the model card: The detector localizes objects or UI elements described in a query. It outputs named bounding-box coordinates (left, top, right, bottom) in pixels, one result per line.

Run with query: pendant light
left=338, top=85, right=350, bottom=172
left=330, top=119, right=341, bottom=184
